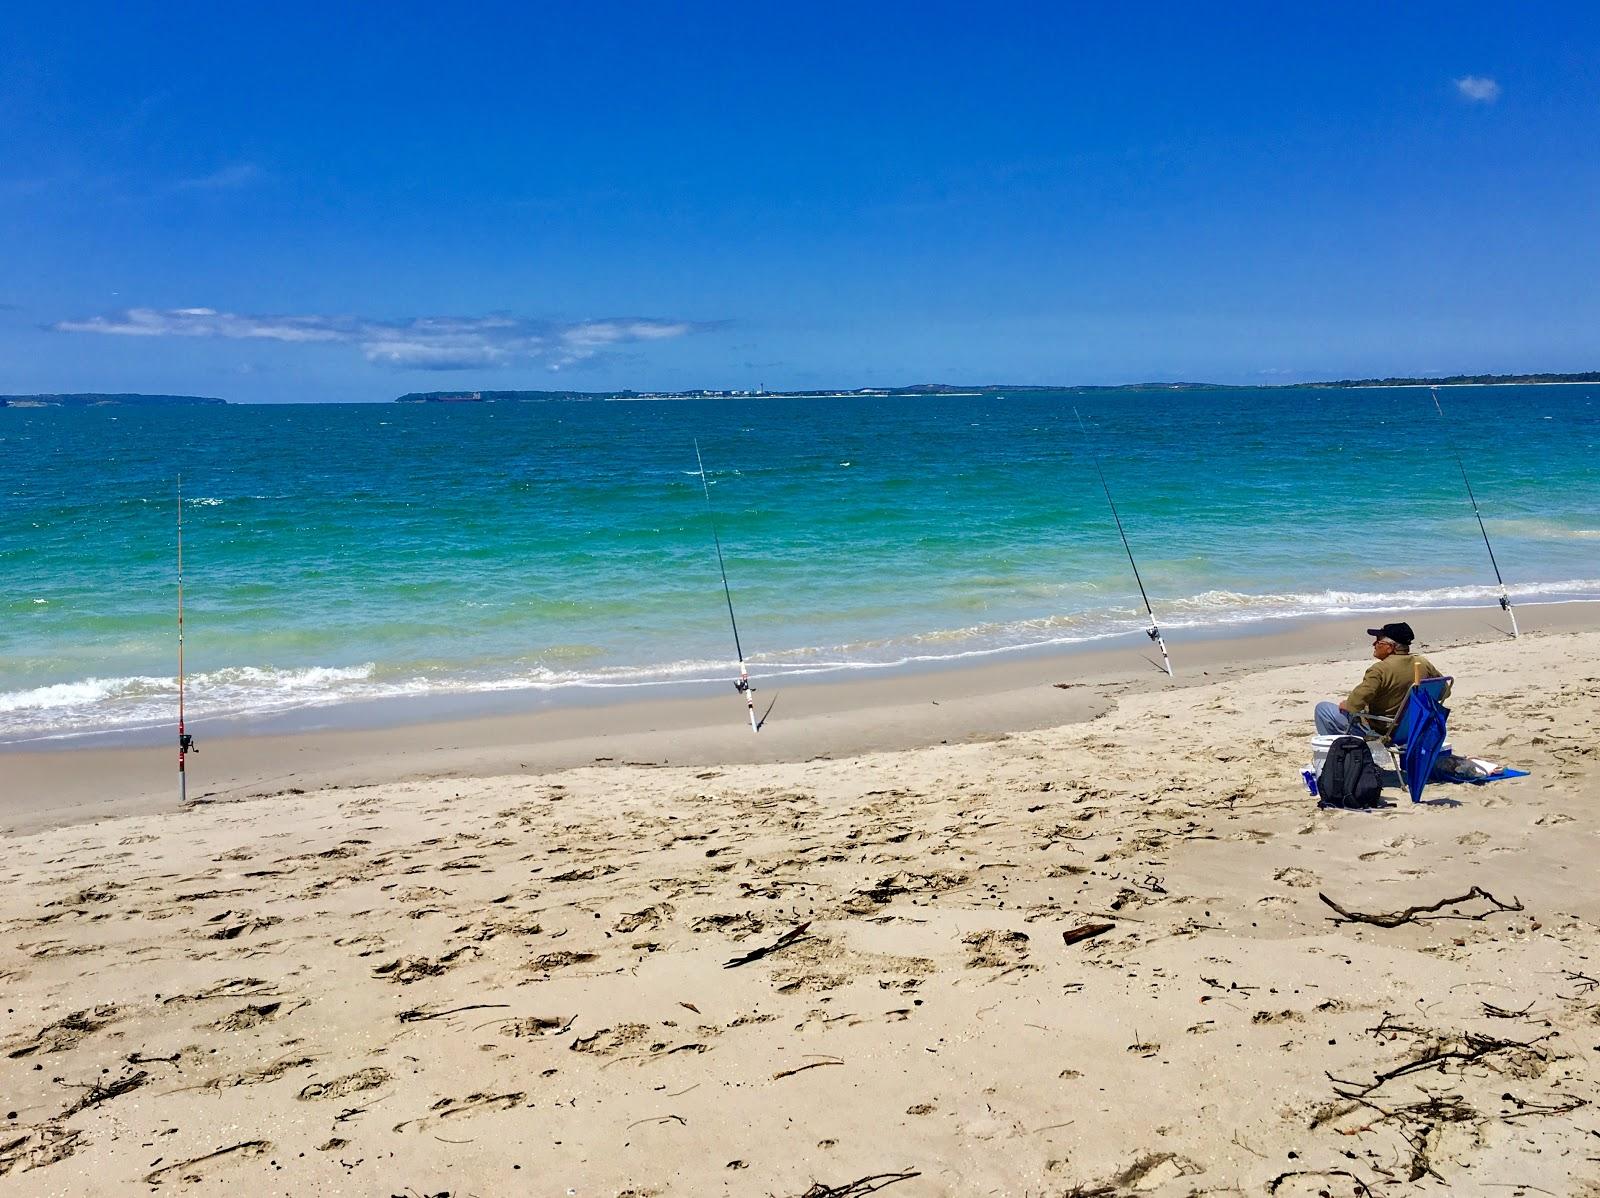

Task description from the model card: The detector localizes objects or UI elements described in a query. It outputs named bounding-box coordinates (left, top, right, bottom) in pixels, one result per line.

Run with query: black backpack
left=1317, top=736, right=1384, bottom=809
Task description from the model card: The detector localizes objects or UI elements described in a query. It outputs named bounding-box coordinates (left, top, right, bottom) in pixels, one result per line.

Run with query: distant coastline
left=0, top=393, right=226, bottom=408
left=394, top=371, right=1600, bottom=403
left=4, top=374, right=1593, bottom=409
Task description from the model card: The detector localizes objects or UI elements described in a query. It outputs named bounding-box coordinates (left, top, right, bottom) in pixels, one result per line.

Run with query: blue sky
left=2, top=3, right=1596, bottom=402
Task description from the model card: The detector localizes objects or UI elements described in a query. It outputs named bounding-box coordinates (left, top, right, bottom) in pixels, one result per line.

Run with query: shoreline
left=4, top=599, right=1589, bottom=837
left=9, top=594, right=1596, bottom=752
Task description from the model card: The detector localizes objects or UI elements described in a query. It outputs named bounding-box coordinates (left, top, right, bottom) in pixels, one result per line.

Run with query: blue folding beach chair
left=1360, top=676, right=1452, bottom=803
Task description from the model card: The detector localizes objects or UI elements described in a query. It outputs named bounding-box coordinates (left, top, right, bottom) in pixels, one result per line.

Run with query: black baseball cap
left=1366, top=621, right=1415, bottom=644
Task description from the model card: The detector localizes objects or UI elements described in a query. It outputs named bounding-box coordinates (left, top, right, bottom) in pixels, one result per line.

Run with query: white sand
left=2, top=621, right=1597, bottom=1195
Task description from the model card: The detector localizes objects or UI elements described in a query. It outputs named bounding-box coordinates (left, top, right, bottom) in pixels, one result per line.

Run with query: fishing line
left=1072, top=408, right=1174, bottom=676
left=1430, top=386, right=1518, bottom=636
left=694, top=440, right=759, bottom=731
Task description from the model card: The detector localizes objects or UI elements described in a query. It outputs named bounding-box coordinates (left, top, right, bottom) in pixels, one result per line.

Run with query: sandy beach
left=3, top=606, right=1598, bottom=1195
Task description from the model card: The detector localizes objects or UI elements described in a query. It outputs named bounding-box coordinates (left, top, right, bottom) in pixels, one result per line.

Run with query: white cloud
left=172, top=163, right=264, bottom=191
left=51, top=307, right=711, bottom=371
left=1454, top=75, right=1501, bottom=103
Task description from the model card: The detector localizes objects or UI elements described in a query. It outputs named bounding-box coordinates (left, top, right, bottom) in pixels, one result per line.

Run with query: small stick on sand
left=773, top=1056, right=843, bottom=1081
left=397, top=1003, right=510, bottom=1023
left=723, top=921, right=811, bottom=968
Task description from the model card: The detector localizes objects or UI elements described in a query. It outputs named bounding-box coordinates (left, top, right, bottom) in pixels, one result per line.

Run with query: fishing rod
left=693, top=440, right=759, bottom=731
left=177, top=477, right=197, bottom=801
left=1430, top=386, right=1518, bottom=637
left=1072, top=408, right=1173, bottom=676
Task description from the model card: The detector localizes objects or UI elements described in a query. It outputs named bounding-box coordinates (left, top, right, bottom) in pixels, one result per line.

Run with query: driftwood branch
left=1318, top=886, right=1523, bottom=928
left=1062, top=921, right=1114, bottom=946
left=1328, top=1031, right=1552, bottom=1099
left=723, top=921, right=811, bottom=969
left=799, top=1172, right=921, bottom=1198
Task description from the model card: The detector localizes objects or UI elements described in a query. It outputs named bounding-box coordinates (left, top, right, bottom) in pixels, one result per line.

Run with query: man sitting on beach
left=1315, top=621, right=1450, bottom=736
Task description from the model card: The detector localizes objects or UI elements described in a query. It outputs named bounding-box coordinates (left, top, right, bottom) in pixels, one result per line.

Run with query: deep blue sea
left=2, top=387, right=1596, bottom=742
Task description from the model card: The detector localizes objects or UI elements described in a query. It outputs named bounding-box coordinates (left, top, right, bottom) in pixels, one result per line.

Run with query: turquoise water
left=2, top=387, right=1596, bottom=741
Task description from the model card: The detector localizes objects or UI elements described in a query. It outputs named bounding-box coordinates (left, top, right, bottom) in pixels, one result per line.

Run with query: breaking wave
left=3, top=577, right=1596, bottom=741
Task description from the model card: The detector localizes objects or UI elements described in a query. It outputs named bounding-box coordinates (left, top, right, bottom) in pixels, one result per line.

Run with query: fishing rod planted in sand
left=177, top=477, right=197, bottom=801
left=693, top=440, right=759, bottom=731
left=1072, top=408, right=1174, bottom=677
left=1429, top=387, right=1518, bottom=637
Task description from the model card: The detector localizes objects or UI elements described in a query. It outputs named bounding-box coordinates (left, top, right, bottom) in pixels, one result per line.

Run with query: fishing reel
left=179, top=731, right=197, bottom=754
left=734, top=677, right=751, bottom=695
left=1498, top=595, right=1511, bottom=613
left=1146, top=626, right=1162, bottom=643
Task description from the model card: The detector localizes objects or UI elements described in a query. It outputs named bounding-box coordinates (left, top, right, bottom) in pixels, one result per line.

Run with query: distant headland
left=0, top=393, right=226, bottom=408
left=395, top=372, right=1600, bottom=403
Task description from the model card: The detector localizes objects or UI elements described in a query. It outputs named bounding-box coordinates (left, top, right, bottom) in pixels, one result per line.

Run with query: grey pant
left=1315, top=701, right=1370, bottom=737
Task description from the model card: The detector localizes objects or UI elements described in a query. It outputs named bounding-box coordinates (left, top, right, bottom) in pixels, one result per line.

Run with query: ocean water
left=2, top=387, right=1596, bottom=742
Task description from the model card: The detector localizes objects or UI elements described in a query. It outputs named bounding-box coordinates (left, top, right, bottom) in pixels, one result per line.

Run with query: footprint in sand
left=570, top=1024, right=650, bottom=1055
left=6, top=1005, right=119, bottom=1058
left=497, top=1015, right=573, bottom=1038
left=391, top=1091, right=526, bottom=1133
left=0, top=1124, right=84, bottom=1177
left=962, top=930, right=1030, bottom=969
left=164, top=977, right=278, bottom=1005
left=1358, top=835, right=1420, bottom=862
left=211, top=1001, right=294, bottom=1031
left=1273, top=867, right=1317, bottom=888
left=204, top=1055, right=315, bottom=1090
left=691, top=912, right=765, bottom=938
left=614, top=903, right=675, bottom=933
left=142, top=1140, right=270, bottom=1187
left=526, top=950, right=597, bottom=973
left=297, top=1067, right=390, bottom=1101
left=1251, top=1009, right=1304, bottom=1025
left=202, top=912, right=283, bottom=940
left=372, top=946, right=480, bottom=983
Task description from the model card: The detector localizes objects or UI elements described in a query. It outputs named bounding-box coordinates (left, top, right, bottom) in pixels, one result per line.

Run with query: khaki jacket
left=1346, top=652, right=1450, bottom=722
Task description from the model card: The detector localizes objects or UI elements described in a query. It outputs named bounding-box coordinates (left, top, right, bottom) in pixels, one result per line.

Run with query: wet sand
left=5, top=602, right=1586, bottom=837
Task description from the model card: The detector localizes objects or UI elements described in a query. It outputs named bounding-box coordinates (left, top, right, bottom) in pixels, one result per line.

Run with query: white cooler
left=1309, top=734, right=1449, bottom=777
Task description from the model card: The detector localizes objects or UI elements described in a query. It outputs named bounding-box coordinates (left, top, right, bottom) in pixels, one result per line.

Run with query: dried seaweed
left=62, top=1069, right=147, bottom=1116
